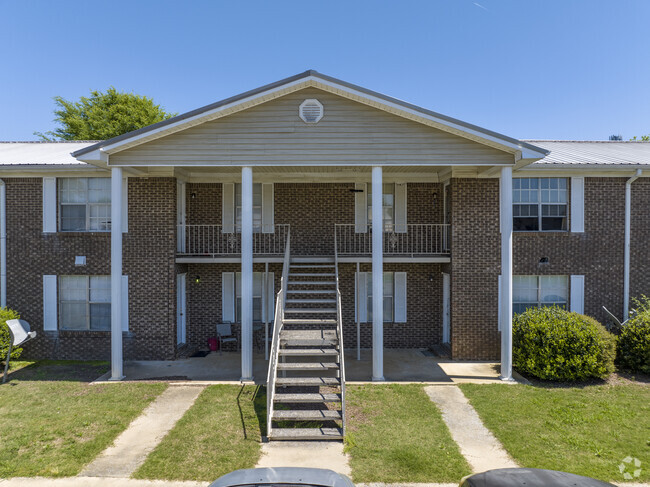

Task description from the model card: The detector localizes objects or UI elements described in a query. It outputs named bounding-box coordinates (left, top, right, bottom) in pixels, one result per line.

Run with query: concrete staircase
left=267, top=257, right=346, bottom=441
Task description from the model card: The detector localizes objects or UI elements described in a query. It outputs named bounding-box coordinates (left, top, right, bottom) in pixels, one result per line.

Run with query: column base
left=240, top=376, right=255, bottom=384
left=372, top=376, right=386, bottom=382
left=499, top=375, right=515, bottom=382
left=108, top=375, right=125, bottom=381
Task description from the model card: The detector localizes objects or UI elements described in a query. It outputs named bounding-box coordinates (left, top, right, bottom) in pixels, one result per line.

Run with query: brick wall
left=5, top=177, right=177, bottom=361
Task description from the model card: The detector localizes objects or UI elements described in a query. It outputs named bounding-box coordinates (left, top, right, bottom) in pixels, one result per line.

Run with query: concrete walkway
left=256, top=441, right=351, bottom=476
left=80, top=386, right=204, bottom=478
left=0, top=478, right=206, bottom=487
left=425, top=386, right=518, bottom=473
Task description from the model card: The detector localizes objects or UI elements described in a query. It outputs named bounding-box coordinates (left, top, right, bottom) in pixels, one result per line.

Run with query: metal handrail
left=334, top=223, right=451, bottom=255
left=178, top=224, right=290, bottom=256
left=333, top=228, right=346, bottom=437
left=266, top=227, right=290, bottom=439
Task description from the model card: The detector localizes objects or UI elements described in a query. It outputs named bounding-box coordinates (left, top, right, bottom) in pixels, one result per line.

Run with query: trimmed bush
left=0, top=307, right=22, bottom=362
left=617, top=296, right=650, bottom=374
left=513, top=306, right=616, bottom=381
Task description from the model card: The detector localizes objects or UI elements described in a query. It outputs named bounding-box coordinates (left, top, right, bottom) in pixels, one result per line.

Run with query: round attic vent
left=299, top=99, right=324, bottom=123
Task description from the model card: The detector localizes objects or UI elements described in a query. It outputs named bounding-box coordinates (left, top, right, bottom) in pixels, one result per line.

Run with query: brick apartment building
left=0, top=71, right=648, bottom=381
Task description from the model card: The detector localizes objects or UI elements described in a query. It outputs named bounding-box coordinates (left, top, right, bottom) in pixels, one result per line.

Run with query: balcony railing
left=335, top=224, right=451, bottom=256
left=177, top=224, right=290, bottom=256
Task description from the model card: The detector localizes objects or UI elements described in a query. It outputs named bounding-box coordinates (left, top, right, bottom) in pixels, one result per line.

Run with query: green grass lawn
left=460, top=383, right=650, bottom=482
left=133, top=384, right=265, bottom=482
left=0, top=360, right=166, bottom=478
left=345, top=384, right=471, bottom=483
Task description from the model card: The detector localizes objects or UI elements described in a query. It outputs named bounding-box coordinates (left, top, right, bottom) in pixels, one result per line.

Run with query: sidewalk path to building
left=80, top=385, right=205, bottom=478
left=256, top=440, right=351, bottom=476
left=425, top=385, right=518, bottom=473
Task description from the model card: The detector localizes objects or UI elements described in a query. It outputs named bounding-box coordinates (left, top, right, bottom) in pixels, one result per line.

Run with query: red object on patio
left=207, top=337, right=219, bottom=352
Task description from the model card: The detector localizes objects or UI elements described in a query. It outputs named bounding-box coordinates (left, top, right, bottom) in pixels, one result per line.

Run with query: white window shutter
left=266, top=272, right=275, bottom=321
left=222, top=272, right=235, bottom=322
left=355, top=183, right=368, bottom=233
left=395, top=183, right=407, bottom=233
left=176, top=181, right=186, bottom=252
left=570, top=177, right=584, bottom=233
left=570, top=275, right=585, bottom=314
left=356, top=272, right=368, bottom=323
left=222, top=183, right=235, bottom=233
left=497, top=275, right=502, bottom=331
left=394, top=272, right=407, bottom=322
left=262, top=183, right=274, bottom=233
left=43, top=177, right=57, bottom=233
left=43, top=275, right=57, bottom=331
left=121, top=275, right=129, bottom=332
left=121, top=178, right=129, bottom=233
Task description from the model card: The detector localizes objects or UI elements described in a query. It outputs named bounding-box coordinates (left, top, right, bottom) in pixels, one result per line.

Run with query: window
left=235, top=183, right=262, bottom=232
left=59, top=276, right=111, bottom=330
left=367, top=183, right=395, bottom=231
left=235, top=272, right=263, bottom=322
left=513, top=275, right=568, bottom=315
left=59, top=178, right=111, bottom=231
left=513, top=178, right=567, bottom=231
left=366, top=272, right=395, bottom=322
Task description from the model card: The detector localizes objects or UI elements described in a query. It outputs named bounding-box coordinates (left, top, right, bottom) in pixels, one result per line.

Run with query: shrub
left=617, top=296, right=650, bottom=374
left=513, top=306, right=616, bottom=381
left=0, top=307, right=22, bottom=362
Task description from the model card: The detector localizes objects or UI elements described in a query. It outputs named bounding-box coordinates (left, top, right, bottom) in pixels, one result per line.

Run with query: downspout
left=623, top=169, right=642, bottom=319
left=0, top=179, right=6, bottom=308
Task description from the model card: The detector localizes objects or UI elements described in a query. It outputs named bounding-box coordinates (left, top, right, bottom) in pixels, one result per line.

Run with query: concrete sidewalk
left=256, top=440, right=351, bottom=475
left=0, top=479, right=207, bottom=487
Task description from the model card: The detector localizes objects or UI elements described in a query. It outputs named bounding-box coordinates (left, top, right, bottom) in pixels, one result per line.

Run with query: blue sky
left=1, top=0, right=648, bottom=141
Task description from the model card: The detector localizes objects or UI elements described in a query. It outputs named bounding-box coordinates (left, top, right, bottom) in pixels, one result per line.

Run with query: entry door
left=177, top=273, right=187, bottom=345
left=442, top=273, right=450, bottom=344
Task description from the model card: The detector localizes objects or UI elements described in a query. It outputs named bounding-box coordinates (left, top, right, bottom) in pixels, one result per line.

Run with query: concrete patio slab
left=80, top=386, right=204, bottom=478
left=425, top=385, right=518, bottom=473
left=256, top=440, right=351, bottom=476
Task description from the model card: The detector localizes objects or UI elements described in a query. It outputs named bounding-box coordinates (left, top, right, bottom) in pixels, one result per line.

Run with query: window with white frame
left=235, top=272, right=263, bottom=322
left=235, top=183, right=262, bottom=232
left=59, top=178, right=111, bottom=232
left=367, top=183, right=395, bottom=231
left=513, top=275, right=568, bottom=315
left=366, top=272, right=395, bottom=322
left=513, top=178, right=568, bottom=231
left=59, top=276, right=111, bottom=330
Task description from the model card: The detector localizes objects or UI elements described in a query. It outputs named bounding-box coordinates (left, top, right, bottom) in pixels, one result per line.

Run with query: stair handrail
left=266, top=227, right=290, bottom=439
left=334, top=233, right=346, bottom=437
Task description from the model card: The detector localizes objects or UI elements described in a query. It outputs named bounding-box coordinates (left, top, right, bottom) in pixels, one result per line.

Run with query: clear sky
left=1, top=0, right=648, bottom=141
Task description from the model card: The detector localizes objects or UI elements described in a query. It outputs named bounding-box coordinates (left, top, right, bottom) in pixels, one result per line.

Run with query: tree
left=630, top=135, right=650, bottom=141
left=35, top=87, right=176, bottom=141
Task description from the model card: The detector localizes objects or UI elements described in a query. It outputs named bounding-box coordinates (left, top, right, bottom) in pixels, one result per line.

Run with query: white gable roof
left=526, top=140, right=650, bottom=166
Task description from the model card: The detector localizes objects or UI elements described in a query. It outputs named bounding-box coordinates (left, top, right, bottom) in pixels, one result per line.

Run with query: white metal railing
left=178, top=224, right=290, bottom=256
left=334, top=238, right=347, bottom=437
left=334, top=224, right=451, bottom=256
left=266, top=227, right=290, bottom=439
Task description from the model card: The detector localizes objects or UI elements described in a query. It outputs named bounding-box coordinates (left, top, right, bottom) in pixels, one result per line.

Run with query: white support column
left=240, top=166, right=254, bottom=381
left=371, top=166, right=384, bottom=381
left=110, top=167, right=124, bottom=381
left=499, top=166, right=513, bottom=381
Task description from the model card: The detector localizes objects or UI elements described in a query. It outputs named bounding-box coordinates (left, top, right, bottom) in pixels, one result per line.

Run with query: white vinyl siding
left=513, top=178, right=568, bottom=232
left=356, top=272, right=407, bottom=323
left=513, top=275, right=568, bottom=315
left=59, top=276, right=111, bottom=330
left=59, top=178, right=111, bottom=232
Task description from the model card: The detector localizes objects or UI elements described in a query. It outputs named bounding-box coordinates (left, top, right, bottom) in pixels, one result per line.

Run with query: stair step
left=277, top=362, right=339, bottom=371
left=273, top=410, right=342, bottom=421
left=275, top=377, right=340, bottom=386
left=283, top=319, right=338, bottom=325
left=290, top=264, right=336, bottom=268
left=279, top=348, right=338, bottom=356
left=274, top=393, right=341, bottom=403
left=291, top=257, right=335, bottom=263
left=288, top=281, right=336, bottom=286
left=281, top=330, right=337, bottom=340
left=287, top=289, right=336, bottom=294
left=286, top=299, right=337, bottom=304
left=284, top=308, right=337, bottom=314
left=268, top=427, right=343, bottom=440
left=289, top=273, right=336, bottom=277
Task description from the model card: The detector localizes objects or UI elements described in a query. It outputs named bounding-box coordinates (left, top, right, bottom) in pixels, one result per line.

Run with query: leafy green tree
left=35, top=87, right=176, bottom=141
left=630, top=135, right=650, bottom=141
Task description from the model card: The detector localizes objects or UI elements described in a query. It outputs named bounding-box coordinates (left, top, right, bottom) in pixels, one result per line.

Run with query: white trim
left=299, top=98, right=324, bottom=123
left=394, top=272, right=407, bottom=323
left=570, top=275, right=585, bottom=314
left=499, top=167, right=513, bottom=381
left=121, top=177, right=129, bottom=233
left=42, top=177, right=57, bottom=233
left=570, top=177, right=584, bottom=233
left=394, top=183, right=407, bottom=233
left=222, top=183, right=235, bottom=233
left=121, top=275, right=129, bottom=332
left=222, top=272, right=235, bottom=322
left=497, top=275, right=502, bottom=332
left=355, top=272, right=368, bottom=323
left=177, top=181, right=186, bottom=252
left=43, top=275, right=57, bottom=331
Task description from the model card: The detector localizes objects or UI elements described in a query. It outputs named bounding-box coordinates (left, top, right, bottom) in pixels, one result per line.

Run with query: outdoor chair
left=216, top=323, right=238, bottom=352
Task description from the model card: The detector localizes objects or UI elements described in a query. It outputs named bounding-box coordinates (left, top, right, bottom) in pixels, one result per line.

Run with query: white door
left=177, top=273, right=187, bottom=345
left=442, top=273, right=450, bottom=344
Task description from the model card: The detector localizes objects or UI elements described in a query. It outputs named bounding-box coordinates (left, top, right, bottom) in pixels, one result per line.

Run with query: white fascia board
left=0, top=164, right=108, bottom=176
left=76, top=149, right=109, bottom=166
left=517, top=165, right=648, bottom=177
